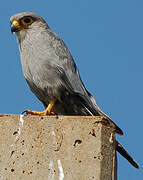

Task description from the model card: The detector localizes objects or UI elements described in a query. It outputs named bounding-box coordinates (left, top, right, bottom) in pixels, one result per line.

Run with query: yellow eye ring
left=21, top=17, right=34, bottom=26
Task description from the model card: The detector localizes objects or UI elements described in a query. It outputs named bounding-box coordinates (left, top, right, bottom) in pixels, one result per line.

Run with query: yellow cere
left=12, top=20, right=20, bottom=27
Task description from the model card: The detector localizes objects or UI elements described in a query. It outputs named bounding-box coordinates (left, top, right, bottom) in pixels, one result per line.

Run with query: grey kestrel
left=10, top=12, right=139, bottom=168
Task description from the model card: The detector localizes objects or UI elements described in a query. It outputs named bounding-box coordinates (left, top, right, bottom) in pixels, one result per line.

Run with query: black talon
left=21, top=110, right=28, bottom=115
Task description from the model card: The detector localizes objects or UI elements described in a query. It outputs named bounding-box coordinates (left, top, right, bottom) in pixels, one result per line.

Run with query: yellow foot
left=22, top=98, right=57, bottom=116
left=22, top=109, right=55, bottom=115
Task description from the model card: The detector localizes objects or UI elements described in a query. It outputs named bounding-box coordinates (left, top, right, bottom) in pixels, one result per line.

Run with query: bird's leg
left=23, top=98, right=57, bottom=115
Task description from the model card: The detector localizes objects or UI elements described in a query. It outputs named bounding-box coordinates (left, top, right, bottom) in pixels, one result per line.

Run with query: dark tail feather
left=116, top=140, right=139, bottom=169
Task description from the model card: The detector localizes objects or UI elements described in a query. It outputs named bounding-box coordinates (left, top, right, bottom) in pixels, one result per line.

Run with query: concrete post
left=0, top=115, right=116, bottom=180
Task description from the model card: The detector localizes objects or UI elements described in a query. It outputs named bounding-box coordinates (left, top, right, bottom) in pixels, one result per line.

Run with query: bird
left=10, top=12, right=139, bottom=168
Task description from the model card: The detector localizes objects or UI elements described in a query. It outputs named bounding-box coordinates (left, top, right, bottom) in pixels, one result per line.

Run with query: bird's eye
left=24, top=18, right=31, bottom=23
left=21, top=17, right=34, bottom=26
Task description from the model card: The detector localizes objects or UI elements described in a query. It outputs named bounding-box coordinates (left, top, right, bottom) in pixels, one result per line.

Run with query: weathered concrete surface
left=0, top=115, right=116, bottom=180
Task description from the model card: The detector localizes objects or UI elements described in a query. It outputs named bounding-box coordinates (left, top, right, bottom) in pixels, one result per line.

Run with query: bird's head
left=10, top=12, right=48, bottom=41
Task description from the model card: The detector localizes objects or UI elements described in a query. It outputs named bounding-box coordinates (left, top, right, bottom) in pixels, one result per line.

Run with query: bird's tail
left=116, top=140, right=139, bottom=168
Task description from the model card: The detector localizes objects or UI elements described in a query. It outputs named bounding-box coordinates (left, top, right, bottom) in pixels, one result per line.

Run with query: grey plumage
left=10, top=12, right=139, bottom=168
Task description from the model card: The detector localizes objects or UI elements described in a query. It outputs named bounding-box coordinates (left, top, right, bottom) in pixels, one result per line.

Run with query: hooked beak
left=11, top=20, right=22, bottom=33
left=11, top=25, right=19, bottom=33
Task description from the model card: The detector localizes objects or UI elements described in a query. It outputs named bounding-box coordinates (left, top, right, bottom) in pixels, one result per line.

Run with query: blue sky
left=0, top=0, right=142, bottom=179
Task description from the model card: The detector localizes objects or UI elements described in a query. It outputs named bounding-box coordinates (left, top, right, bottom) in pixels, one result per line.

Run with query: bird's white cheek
left=15, top=30, right=27, bottom=43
